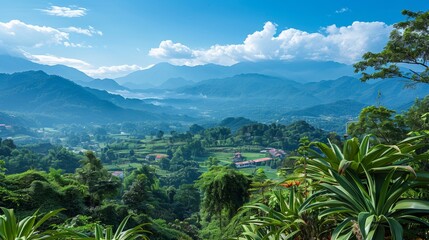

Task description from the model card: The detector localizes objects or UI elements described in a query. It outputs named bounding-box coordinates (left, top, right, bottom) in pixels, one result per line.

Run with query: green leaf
left=331, top=218, right=352, bottom=240
left=358, top=212, right=374, bottom=239
left=383, top=216, right=403, bottom=240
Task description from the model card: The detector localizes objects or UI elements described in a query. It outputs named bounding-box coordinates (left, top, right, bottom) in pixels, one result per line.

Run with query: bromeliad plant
left=303, top=135, right=429, bottom=239
left=74, top=215, right=150, bottom=240
left=0, top=207, right=64, bottom=240
left=303, top=135, right=428, bottom=183
left=236, top=187, right=330, bottom=240
left=0, top=207, right=150, bottom=240
left=234, top=135, right=429, bottom=240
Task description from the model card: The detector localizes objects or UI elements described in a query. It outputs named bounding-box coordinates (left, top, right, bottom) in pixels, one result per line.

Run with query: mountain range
left=116, top=60, right=355, bottom=89
left=140, top=73, right=429, bottom=123
left=0, top=54, right=428, bottom=130
left=0, top=71, right=185, bottom=125
left=0, top=55, right=128, bottom=93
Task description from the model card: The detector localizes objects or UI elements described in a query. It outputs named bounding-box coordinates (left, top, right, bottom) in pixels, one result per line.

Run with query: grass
left=239, top=166, right=280, bottom=180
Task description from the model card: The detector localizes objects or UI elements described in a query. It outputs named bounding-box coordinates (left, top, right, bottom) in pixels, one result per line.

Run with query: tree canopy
left=354, top=10, right=429, bottom=84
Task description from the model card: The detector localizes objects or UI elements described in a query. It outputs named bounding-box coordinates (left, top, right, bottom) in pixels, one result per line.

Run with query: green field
left=103, top=136, right=282, bottom=181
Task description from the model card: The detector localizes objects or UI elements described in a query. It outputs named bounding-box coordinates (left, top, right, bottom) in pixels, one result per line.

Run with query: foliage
left=235, top=121, right=327, bottom=150
left=196, top=166, right=251, bottom=230
left=235, top=134, right=429, bottom=239
left=404, top=95, right=429, bottom=132
left=0, top=207, right=64, bottom=240
left=304, top=135, right=429, bottom=239
left=348, top=106, right=407, bottom=144
left=76, top=151, right=120, bottom=207
left=354, top=10, right=429, bottom=84
left=236, top=187, right=328, bottom=240
left=77, top=215, right=150, bottom=240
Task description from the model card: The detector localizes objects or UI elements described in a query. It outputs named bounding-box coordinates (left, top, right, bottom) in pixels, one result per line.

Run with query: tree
left=189, top=124, right=205, bottom=134
left=173, top=184, right=200, bottom=219
left=76, top=151, right=120, bottom=207
left=205, top=157, right=220, bottom=167
left=123, top=174, right=154, bottom=213
left=1, top=139, right=16, bottom=150
left=354, top=10, right=429, bottom=84
left=123, top=166, right=159, bottom=213
left=156, top=130, right=164, bottom=139
left=404, top=95, right=429, bottom=132
left=348, top=106, right=407, bottom=143
left=42, top=147, right=80, bottom=173
left=196, top=166, right=250, bottom=231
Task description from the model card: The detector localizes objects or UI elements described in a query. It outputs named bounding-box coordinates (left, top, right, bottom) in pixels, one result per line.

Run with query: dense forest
left=1, top=8, right=429, bottom=240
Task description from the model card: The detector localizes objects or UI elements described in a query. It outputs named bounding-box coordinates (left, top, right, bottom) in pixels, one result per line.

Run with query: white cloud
left=40, top=6, right=87, bottom=18
left=63, top=42, right=92, bottom=48
left=27, top=53, right=146, bottom=78
left=85, top=64, right=145, bottom=78
left=0, top=20, right=69, bottom=48
left=336, top=7, right=350, bottom=14
left=149, top=21, right=392, bottom=66
left=28, top=54, right=91, bottom=69
left=0, top=20, right=98, bottom=53
left=61, top=26, right=103, bottom=36
left=149, top=40, right=194, bottom=59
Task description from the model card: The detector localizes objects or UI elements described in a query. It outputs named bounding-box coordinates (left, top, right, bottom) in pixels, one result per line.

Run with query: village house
left=232, top=152, right=245, bottom=162
left=235, top=157, right=272, bottom=168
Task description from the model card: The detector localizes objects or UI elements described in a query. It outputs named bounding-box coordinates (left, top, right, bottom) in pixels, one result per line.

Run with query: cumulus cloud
left=0, top=20, right=69, bottom=48
left=149, top=21, right=392, bottom=66
left=40, top=6, right=87, bottom=18
left=61, top=26, right=102, bottom=36
left=27, top=53, right=145, bottom=78
left=149, top=40, right=193, bottom=59
left=0, top=20, right=99, bottom=53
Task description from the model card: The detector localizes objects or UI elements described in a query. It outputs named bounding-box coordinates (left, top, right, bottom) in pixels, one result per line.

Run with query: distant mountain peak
left=116, top=60, right=355, bottom=89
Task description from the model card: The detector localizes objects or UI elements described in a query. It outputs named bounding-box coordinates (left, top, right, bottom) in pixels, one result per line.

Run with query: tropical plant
left=235, top=135, right=429, bottom=239
left=303, top=135, right=428, bottom=183
left=307, top=167, right=429, bottom=239
left=75, top=215, right=150, bottom=240
left=237, top=187, right=328, bottom=240
left=0, top=207, right=63, bottom=240
left=303, top=135, right=429, bottom=239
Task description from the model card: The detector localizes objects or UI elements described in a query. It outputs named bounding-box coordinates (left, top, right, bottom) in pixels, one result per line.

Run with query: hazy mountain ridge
left=1, top=55, right=427, bottom=127
left=284, top=100, right=368, bottom=117
left=0, top=55, right=93, bottom=82
left=79, top=78, right=129, bottom=92
left=177, top=74, right=429, bottom=109
left=0, top=55, right=127, bottom=92
left=0, top=71, right=183, bottom=124
left=116, top=60, right=356, bottom=88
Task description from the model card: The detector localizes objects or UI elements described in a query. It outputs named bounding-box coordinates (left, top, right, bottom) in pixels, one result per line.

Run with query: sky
left=0, top=1, right=427, bottom=79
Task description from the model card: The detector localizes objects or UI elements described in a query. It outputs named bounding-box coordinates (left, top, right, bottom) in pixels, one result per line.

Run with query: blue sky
left=0, top=1, right=427, bottom=78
